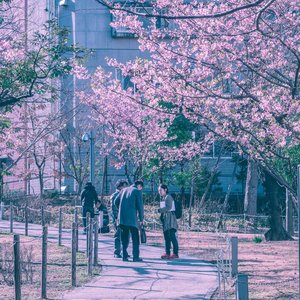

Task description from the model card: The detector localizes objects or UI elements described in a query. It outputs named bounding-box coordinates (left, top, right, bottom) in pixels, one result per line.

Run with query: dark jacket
left=116, top=184, right=144, bottom=228
left=111, top=190, right=121, bottom=222
left=159, top=194, right=178, bottom=232
left=81, top=183, right=99, bottom=208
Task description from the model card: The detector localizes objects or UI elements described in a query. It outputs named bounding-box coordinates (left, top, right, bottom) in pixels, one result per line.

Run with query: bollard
left=88, top=216, right=93, bottom=275
left=10, top=202, right=13, bottom=233
left=25, top=205, right=28, bottom=236
left=58, top=208, right=62, bottom=246
left=41, top=226, right=48, bottom=299
left=74, top=208, right=79, bottom=252
left=236, top=273, right=249, bottom=300
left=72, top=222, right=77, bottom=287
left=13, top=234, right=21, bottom=300
left=231, top=237, right=238, bottom=278
left=94, top=214, right=99, bottom=266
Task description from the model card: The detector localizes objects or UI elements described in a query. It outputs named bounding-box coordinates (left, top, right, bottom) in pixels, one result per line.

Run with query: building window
left=111, top=6, right=177, bottom=38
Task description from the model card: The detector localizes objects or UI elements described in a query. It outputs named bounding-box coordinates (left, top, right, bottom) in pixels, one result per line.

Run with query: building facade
left=3, top=0, right=247, bottom=202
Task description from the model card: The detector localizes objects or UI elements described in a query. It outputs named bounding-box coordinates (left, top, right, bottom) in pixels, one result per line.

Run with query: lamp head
left=82, top=133, right=89, bottom=142
left=59, top=0, right=68, bottom=6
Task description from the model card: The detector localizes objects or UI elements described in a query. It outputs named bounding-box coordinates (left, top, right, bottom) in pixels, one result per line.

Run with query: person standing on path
left=81, top=182, right=100, bottom=233
left=158, top=184, right=179, bottom=259
left=116, top=180, right=144, bottom=262
left=111, top=179, right=128, bottom=258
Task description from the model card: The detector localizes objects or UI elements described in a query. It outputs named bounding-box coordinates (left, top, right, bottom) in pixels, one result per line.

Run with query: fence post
left=10, top=202, right=13, bottom=233
left=86, top=212, right=90, bottom=257
left=72, top=222, right=77, bottom=287
left=41, top=226, right=48, bottom=299
left=0, top=201, right=4, bottom=220
left=94, top=214, right=99, bottom=266
left=217, top=261, right=221, bottom=299
left=58, top=208, right=62, bottom=246
left=25, top=205, right=28, bottom=236
left=13, top=234, right=21, bottom=300
left=99, top=210, right=103, bottom=229
left=88, top=216, right=93, bottom=275
left=236, top=273, right=249, bottom=300
left=74, top=208, right=79, bottom=252
left=231, top=237, right=238, bottom=278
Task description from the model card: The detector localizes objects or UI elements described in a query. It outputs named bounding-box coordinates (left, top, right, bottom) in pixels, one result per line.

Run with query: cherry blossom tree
left=81, top=67, right=212, bottom=182
left=82, top=0, right=299, bottom=239
left=2, top=103, right=67, bottom=196
left=0, top=0, right=86, bottom=110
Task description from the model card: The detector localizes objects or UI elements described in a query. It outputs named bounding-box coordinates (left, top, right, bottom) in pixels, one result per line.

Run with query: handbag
left=140, top=225, right=147, bottom=244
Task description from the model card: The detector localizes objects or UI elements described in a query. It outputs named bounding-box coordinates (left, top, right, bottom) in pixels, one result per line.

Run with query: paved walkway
left=0, top=220, right=218, bottom=299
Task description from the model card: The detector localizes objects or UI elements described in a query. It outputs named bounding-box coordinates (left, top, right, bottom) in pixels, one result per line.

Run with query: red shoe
left=161, top=253, right=170, bottom=259
left=169, top=254, right=179, bottom=259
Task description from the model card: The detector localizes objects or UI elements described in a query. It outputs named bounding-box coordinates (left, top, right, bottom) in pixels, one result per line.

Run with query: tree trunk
left=285, top=189, right=294, bottom=236
left=199, top=151, right=222, bottom=210
left=217, top=161, right=238, bottom=230
left=159, top=167, right=163, bottom=184
left=180, top=163, right=185, bottom=206
left=264, top=173, right=293, bottom=241
left=244, top=158, right=258, bottom=215
left=101, top=156, right=108, bottom=201
left=188, top=176, right=194, bottom=227
left=124, top=162, right=132, bottom=185
left=38, top=167, right=44, bottom=197
left=0, top=163, right=3, bottom=201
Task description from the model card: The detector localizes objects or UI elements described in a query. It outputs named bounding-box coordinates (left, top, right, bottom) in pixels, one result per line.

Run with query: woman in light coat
left=158, top=184, right=179, bottom=259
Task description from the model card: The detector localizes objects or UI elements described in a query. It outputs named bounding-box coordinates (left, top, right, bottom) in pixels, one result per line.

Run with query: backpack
left=174, top=198, right=182, bottom=219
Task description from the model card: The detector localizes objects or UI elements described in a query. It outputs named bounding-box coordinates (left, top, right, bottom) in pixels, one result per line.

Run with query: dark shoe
left=122, top=257, right=129, bottom=261
left=169, top=254, right=179, bottom=259
left=133, top=257, right=143, bottom=262
left=161, top=253, right=170, bottom=259
left=114, top=253, right=122, bottom=258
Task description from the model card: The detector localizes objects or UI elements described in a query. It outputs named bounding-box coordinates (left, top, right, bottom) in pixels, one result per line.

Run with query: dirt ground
left=0, top=233, right=101, bottom=300
left=3, top=202, right=298, bottom=299
left=146, top=230, right=298, bottom=300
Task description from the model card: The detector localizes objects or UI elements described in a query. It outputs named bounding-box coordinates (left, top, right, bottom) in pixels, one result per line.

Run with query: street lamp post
left=82, top=131, right=95, bottom=185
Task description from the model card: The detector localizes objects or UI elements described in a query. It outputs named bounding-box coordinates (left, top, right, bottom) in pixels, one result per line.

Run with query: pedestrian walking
left=111, top=179, right=128, bottom=258
left=116, top=180, right=144, bottom=262
left=158, top=184, right=179, bottom=259
left=81, top=182, right=100, bottom=233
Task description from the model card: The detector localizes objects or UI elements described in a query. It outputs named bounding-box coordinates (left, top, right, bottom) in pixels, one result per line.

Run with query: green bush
left=253, top=236, right=263, bottom=243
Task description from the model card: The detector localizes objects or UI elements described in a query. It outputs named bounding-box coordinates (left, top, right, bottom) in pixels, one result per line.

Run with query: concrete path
left=0, top=220, right=218, bottom=299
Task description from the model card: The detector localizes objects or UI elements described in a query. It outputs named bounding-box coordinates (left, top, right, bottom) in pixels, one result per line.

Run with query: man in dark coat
left=111, top=179, right=128, bottom=258
left=116, top=180, right=144, bottom=262
left=81, top=182, right=99, bottom=233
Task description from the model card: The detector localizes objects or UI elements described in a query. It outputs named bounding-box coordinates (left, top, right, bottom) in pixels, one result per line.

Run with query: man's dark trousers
left=114, top=223, right=122, bottom=255
left=120, top=225, right=140, bottom=259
